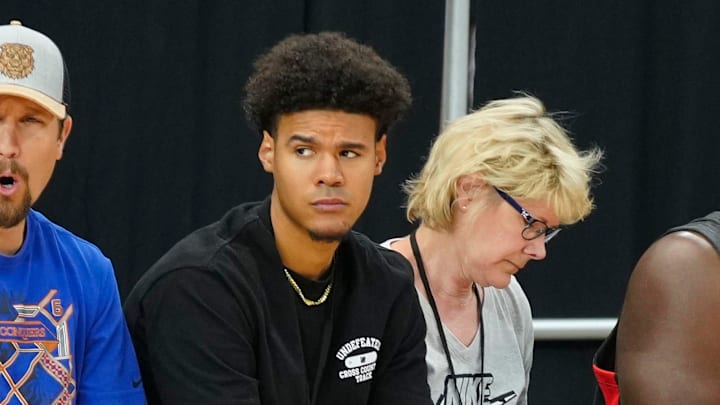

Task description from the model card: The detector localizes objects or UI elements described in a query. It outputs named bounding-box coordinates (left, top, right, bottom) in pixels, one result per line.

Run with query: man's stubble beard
left=0, top=188, right=31, bottom=229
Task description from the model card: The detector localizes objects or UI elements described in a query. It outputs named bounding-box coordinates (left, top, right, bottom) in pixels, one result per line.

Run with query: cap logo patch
left=0, top=43, right=35, bottom=79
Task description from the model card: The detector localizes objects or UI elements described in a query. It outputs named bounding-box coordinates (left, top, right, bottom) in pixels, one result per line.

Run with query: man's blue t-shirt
left=0, top=209, right=146, bottom=404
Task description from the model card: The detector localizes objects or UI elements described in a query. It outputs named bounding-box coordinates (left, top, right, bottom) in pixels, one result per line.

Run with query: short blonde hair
left=405, top=94, right=603, bottom=231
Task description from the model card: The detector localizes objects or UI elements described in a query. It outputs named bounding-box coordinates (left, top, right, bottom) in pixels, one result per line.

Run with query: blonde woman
left=382, top=95, right=603, bottom=404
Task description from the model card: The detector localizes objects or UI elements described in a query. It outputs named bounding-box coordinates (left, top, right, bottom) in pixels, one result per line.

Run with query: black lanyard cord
left=410, top=229, right=484, bottom=404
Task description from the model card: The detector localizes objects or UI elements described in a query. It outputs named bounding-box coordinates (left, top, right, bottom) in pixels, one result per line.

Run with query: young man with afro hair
left=124, top=32, right=432, bottom=405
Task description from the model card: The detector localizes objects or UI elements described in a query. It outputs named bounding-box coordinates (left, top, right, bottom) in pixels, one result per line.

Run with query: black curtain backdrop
left=3, top=1, right=719, bottom=404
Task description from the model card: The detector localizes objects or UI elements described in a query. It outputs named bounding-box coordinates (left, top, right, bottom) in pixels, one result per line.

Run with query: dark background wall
left=4, top=1, right=719, bottom=403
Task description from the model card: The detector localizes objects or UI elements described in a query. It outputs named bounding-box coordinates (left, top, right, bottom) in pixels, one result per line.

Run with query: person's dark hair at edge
left=243, top=31, right=412, bottom=139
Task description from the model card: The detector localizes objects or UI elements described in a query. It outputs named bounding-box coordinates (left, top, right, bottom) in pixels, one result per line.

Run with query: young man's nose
left=316, top=154, right=344, bottom=186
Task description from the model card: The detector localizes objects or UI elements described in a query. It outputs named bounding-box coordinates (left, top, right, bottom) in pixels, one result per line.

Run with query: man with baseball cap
left=0, top=20, right=146, bottom=404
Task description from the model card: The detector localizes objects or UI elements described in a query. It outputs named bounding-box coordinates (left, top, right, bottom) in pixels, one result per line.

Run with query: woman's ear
left=456, top=174, right=487, bottom=199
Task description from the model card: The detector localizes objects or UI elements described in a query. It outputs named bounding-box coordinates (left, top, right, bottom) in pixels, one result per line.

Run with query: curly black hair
left=243, top=32, right=412, bottom=139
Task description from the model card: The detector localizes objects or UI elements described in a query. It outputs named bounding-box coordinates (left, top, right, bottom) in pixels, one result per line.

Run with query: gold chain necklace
left=283, top=268, right=333, bottom=306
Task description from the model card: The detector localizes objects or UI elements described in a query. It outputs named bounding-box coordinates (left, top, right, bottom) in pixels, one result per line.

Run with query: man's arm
left=616, top=231, right=720, bottom=404
left=368, top=279, right=432, bottom=405
left=77, top=259, right=147, bottom=404
left=130, top=267, right=260, bottom=405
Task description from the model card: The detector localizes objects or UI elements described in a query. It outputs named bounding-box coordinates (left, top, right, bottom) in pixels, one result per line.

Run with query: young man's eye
left=341, top=150, right=359, bottom=158
left=296, top=147, right=314, bottom=157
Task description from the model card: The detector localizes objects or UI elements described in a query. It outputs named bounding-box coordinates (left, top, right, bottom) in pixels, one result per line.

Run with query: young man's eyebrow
left=337, top=141, right=369, bottom=151
left=286, top=135, right=369, bottom=151
left=287, top=134, right=317, bottom=145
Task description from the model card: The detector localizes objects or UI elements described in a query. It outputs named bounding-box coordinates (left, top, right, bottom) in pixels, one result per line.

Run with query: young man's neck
left=0, top=219, right=26, bottom=256
left=277, top=238, right=337, bottom=281
left=270, top=202, right=339, bottom=281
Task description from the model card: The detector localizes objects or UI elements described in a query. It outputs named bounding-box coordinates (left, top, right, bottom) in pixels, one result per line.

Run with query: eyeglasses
left=494, top=187, right=561, bottom=243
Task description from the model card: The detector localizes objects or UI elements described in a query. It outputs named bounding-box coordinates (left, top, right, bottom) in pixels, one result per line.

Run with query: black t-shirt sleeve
left=131, top=267, right=260, bottom=405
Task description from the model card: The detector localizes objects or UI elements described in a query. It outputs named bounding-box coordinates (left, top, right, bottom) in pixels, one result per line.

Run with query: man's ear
left=258, top=130, right=275, bottom=173
left=374, top=135, right=387, bottom=175
left=57, top=115, right=73, bottom=160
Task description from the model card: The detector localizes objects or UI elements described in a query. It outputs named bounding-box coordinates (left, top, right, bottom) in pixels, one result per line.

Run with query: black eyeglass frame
left=494, top=187, right=561, bottom=243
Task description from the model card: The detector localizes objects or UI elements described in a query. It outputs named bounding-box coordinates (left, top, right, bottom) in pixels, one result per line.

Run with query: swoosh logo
left=132, top=378, right=142, bottom=388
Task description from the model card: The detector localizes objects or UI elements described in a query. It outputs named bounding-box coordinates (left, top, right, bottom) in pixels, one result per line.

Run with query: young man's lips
left=312, top=199, right=347, bottom=211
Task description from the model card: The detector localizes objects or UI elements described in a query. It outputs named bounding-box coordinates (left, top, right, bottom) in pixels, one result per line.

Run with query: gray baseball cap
left=0, top=20, right=67, bottom=119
